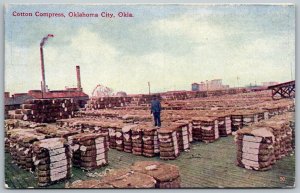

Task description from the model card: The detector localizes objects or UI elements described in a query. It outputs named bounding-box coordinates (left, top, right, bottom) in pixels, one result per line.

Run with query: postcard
left=4, top=3, right=295, bottom=189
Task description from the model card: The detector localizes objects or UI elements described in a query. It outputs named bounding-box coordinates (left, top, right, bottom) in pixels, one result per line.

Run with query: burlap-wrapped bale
left=67, top=180, right=113, bottom=188
left=131, top=161, right=181, bottom=188
left=132, top=125, right=143, bottom=155
left=101, top=169, right=156, bottom=188
left=7, top=128, right=45, bottom=171
left=72, top=133, right=109, bottom=170
left=235, top=127, right=275, bottom=171
left=158, top=127, right=179, bottom=160
left=33, top=138, right=72, bottom=186
left=172, top=121, right=190, bottom=151
left=122, top=125, right=136, bottom=153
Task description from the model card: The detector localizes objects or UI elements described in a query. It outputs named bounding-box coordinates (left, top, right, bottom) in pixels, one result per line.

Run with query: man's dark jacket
left=151, top=99, right=161, bottom=113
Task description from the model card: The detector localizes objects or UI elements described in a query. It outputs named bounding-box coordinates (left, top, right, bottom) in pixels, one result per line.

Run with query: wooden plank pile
left=33, top=138, right=72, bottom=186
left=158, top=127, right=180, bottom=160
left=71, top=133, right=109, bottom=170
left=8, top=98, right=76, bottom=123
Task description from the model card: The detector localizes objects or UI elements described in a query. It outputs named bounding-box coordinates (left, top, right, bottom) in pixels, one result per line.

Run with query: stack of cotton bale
left=172, top=121, right=190, bottom=151
left=207, top=112, right=231, bottom=137
left=158, top=127, right=180, bottom=160
left=218, top=114, right=232, bottom=137
left=131, top=161, right=181, bottom=188
left=142, top=125, right=159, bottom=157
left=132, top=125, right=143, bottom=155
left=256, top=120, right=291, bottom=159
left=242, top=111, right=256, bottom=127
left=87, top=97, right=132, bottom=110
left=72, top=133, right=109, bottom=170
left=8, top=129, right=45, bottom=171
left=263, top=107, right=278, bottom=119
left=235, top=127, right=275, bottom=171
left=195, top=117, right=219, bottom=143
left=255, top=110, right=266, bottom=122
left=33, top=138, right=72, bottom=186
left=100, top=169, right=156, bottom=188
left=231, top=114, right=243, bottom=131
left=108, top=126, right=117, bottom=149
left=115, top=125, right=124, bottom=151
left=122, top=125, right=136, bottom=153
left=191, top=117, right=202, bottom=141
left=9, top=98, right=76, bottom=123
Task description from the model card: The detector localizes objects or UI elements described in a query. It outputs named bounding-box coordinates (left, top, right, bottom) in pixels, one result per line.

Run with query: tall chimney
left=40, top=46, right=46, bottom=93
left=76, top=65, right=82, bottom=91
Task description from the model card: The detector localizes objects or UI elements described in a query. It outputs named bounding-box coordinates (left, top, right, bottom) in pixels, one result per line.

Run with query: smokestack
left=40, top=47, right=46, bottom=93
left=76, top=65, right=82, bottom=91
left=40, top=34, right=54, bottom=93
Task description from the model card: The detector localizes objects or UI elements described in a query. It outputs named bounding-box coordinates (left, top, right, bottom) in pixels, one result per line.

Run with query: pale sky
left=5, top=4, right=295, bottom=95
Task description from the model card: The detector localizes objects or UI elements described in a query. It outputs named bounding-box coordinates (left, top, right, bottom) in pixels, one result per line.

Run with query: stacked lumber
left=33, top=138, right=72, bottom=186
left=8, top=129, right=45, bottom=171
left=9, top=98, right=76, bottom=123
left=158, top=127, right=179, bottom=160
left=142, top=125, right=159, bottom=157
left=131, top=125, right=143, bottom=155
left=172, top=121, right=190, bottom=151
left=87, top=97, right=132, bottom=110
left=131, top=161, right=181, bottom=188
left=72, top=133, right=109, bottom=170
left=235, top=127, right=275, bottom=171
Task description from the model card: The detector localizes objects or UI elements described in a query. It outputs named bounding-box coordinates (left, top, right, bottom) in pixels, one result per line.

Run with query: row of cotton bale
left=8, top=98, right=76, bottom=123
left=86, top=97, right=132, bottom=110
left=4, top=121, right=111, bottom=186
left=57, top=118, right=193, bottom=160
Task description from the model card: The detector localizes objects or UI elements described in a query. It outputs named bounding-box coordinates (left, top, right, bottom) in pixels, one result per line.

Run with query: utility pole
left=148, top=82, right=151, bottom=95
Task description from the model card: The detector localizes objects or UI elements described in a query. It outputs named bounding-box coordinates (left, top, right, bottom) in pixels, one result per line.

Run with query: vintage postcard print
left=4, top=4, right=295, bottom=189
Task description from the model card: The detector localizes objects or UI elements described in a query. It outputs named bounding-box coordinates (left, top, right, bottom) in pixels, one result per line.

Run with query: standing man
left=150, top=95, right=161, bottom=127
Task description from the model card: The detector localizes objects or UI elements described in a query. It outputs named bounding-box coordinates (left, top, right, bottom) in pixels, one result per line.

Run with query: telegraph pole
left=148, top=82, right=151, bottom=95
